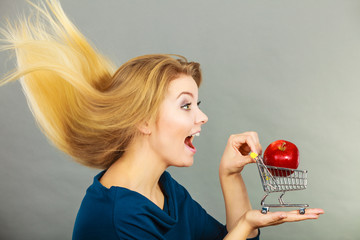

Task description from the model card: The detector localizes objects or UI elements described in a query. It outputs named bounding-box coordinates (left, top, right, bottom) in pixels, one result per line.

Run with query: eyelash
left=181, top=101, right=201, bottom=110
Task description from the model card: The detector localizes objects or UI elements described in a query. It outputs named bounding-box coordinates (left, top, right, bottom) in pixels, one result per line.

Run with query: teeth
left=193, top=132, right=200, bottom=137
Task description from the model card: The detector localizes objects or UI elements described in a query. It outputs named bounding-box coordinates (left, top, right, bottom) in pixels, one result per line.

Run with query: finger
left=281, top=210, right=323, bottom=222
left=264, top=211, right=319, bottom=226
left=286, top=208, right=325, bottom=216
left=282, top=212, right=320, bottom=222
left=303, top=208, right=325, bottom=215
left=248, top=131, right=262, bottom=155
left=231, top=134, right=257, bottom=155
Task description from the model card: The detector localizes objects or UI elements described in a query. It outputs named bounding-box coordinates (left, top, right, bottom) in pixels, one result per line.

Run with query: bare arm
left=219, top=132, right=261, bottom=237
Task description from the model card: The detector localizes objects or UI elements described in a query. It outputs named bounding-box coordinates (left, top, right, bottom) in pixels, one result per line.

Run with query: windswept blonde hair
left=0, top=0, right=202, bottom=169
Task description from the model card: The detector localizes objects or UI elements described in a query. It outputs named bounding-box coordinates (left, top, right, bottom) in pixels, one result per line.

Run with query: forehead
left=166, top=75, right=199, bottom=99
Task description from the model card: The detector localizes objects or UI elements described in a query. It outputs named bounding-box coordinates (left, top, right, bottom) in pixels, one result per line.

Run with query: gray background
left=0, top=0, right=359, bottom=239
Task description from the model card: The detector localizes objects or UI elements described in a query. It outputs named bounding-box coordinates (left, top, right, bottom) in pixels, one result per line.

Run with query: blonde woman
left=0, top=1, right=323, bottom=239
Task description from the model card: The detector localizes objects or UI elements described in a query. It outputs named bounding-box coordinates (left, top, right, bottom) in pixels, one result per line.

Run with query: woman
left=0, top=1, right=323, bottom=239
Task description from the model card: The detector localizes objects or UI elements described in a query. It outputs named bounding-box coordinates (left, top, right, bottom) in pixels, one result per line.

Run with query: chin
left=173, top=158, right=194, bottom=168
left=183, top=160, right=194, bottom=167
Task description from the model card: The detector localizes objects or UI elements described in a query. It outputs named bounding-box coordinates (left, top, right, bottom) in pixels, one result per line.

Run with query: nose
left=196, top=108, right=208, bottom=125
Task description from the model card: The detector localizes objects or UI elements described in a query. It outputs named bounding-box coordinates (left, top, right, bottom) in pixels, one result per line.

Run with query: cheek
left=156, top=114, right=191, bottom=143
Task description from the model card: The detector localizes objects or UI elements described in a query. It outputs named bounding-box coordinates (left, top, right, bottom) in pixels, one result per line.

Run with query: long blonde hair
left=0, top=0, right=202, bottom=169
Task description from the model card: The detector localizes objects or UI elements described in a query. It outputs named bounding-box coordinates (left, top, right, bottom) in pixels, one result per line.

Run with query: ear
left=137, top=121, right=152, bottom=135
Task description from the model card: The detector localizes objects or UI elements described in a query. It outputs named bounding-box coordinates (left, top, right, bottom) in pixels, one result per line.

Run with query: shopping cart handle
left=250, top=152, right=258, bottom=159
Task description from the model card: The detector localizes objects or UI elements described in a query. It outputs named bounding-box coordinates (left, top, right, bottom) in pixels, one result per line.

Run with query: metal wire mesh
left=257, top=164, right=308, bottom=193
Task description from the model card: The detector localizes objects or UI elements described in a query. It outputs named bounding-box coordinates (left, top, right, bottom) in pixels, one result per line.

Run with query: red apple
left=263, top=140, right=299, bottom=177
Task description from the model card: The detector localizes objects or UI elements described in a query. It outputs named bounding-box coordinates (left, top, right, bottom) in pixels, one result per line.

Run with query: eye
left=197, top=101, right=201, bottom=107
left=181, top=102, right=192, bottom=110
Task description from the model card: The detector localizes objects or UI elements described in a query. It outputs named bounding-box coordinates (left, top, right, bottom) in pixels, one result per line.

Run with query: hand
left=219, top=132, right=262, bottom=176
left=243, top=208, right=325, bottom=229
left=224, top=208, right=324, bottom=240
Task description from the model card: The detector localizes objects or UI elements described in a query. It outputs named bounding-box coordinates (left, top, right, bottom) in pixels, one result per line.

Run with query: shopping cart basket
left=250, top=152, right=309, bottom=214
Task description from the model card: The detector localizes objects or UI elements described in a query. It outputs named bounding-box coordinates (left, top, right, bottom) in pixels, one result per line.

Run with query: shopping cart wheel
left=261, top=207, right=269, bottom=214
left=299, top=208, right=306, bottom=215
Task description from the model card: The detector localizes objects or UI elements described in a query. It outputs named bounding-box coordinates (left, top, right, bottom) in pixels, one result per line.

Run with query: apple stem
left=279, top=142, right=286, bottom=151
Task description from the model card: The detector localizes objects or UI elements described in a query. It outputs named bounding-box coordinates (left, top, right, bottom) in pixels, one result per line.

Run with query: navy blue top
left=72, top=171, right=260, bottom=240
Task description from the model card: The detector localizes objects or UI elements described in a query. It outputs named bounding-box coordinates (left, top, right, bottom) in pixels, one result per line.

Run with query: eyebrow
left=177, top=91, right=194, bottom=99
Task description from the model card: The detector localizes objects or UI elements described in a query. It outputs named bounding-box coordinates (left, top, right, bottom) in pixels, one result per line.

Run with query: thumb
left=267, top=212, right=287, bottom=226
left=244, top=154, right=256, bottom=164
left=235, top=155, right=256, bottom=168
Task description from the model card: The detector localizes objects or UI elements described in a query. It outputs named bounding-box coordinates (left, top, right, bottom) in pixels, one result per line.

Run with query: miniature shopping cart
left=250, top=152, right=309, bottom=214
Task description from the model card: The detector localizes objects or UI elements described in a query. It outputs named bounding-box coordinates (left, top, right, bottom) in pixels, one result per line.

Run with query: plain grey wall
left=1, top=0, right=359, bottom=239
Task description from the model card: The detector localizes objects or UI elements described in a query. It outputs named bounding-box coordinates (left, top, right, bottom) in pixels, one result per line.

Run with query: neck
left=100, top=136, right=167, bottom=208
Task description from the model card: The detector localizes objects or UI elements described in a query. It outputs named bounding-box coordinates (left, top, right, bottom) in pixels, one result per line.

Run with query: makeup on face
left=148, top=75, right=208, bottom=167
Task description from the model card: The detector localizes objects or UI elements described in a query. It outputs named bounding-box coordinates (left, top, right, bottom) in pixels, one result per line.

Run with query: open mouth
left=184, top=132, right=200, bottom=151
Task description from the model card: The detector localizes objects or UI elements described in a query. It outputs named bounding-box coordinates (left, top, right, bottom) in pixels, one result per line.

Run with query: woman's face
left=148, top=74, right=208, bottom=167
